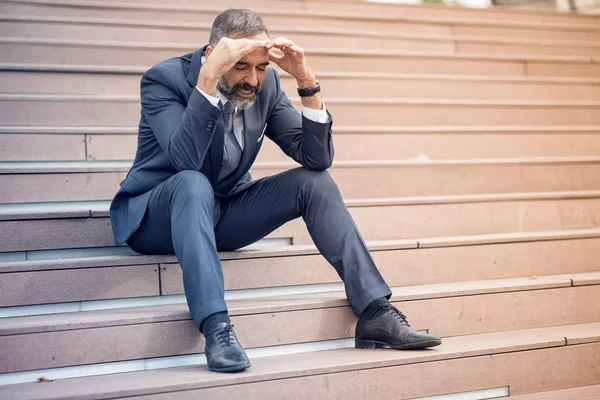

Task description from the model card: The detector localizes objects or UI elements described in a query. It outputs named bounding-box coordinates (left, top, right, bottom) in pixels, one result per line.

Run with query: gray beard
left=217, top=77, right=259, bottom=110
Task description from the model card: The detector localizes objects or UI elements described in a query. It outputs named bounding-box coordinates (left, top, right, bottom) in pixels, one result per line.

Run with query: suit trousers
left=127, top=167, right=392, bottom=329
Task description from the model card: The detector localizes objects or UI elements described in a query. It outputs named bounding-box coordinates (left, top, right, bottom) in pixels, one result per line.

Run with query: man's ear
left=205, top=45, right=214, bottom=58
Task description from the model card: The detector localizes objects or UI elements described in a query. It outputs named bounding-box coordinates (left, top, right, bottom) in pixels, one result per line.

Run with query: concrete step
left=3, top=126, right=600, bottom=163
left=3, top=94, right=600, bottom=126
left=508, top=384, right=600, bottom=399
left=1, top=190, right=600, bottom=252
left=119, top=0, right=600, bottom=27
left=1, top=157, right=600, bottom=203
left=1, top=323, right=600, bottom=398
left=4, top=65, right=600, bottom=100
left=2, top=229, right=600, bottom=308
left=2, top=39, right=599, bottom=77
left=0, top=273, right=599, bottom=374
left=4, top=16, right=600, bottom=57
left=3, top=0, right=600, bottom=39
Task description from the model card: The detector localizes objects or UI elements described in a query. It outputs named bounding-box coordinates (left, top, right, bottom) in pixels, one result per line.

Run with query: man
left=110, top=9, right=441, bottom=373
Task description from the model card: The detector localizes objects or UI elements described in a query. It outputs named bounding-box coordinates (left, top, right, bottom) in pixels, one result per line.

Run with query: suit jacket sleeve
left=140, top=64, right=222, bottom=171
left=265, top=69, right=335, bottom=170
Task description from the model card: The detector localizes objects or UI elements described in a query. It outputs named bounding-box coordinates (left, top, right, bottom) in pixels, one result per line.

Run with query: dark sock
left=200, top=311, right=230, bottom=334
left=360, top=297, right=389, bottom=320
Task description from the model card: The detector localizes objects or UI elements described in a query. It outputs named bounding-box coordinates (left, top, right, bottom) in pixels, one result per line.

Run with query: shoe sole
left=208, top=362, right=251, bottom=373
left=355, top=338, right=442, bottom=350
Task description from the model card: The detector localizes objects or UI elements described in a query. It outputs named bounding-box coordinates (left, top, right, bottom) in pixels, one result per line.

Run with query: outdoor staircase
left=1, top=0, right=600, bottom=398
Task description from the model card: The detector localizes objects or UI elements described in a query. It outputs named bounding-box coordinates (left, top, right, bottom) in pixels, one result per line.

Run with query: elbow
left=167, top=141, right=204, bottom=172
left=304, top=155, right=333, bottom=171
left=304, top=143, right=334, bottom=170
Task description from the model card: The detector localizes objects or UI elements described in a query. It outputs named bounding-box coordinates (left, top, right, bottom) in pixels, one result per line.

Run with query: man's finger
left=273, top=37, right=295, bottom=48
left=268, top=51, right=284, bottom=63
left=238, top=40, right=267, bottom=56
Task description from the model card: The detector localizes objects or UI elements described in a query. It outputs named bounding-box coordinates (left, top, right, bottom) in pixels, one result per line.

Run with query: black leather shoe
left=204, top=322, right=250, bottom=372
left=355, top=303, right=442, bottom=350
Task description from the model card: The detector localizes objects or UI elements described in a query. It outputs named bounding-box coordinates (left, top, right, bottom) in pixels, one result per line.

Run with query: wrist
left=197, top=70, right=219, bottom=97
left=296, top=75, right=317, bottom=89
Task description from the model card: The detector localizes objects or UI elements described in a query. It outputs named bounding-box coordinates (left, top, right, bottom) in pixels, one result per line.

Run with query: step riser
left=2, top=197, right=599, bottom=252
left=142, top=343, right=600, bottom=400
left=0, top=284, right=597, bottom=373
left=283, top=198, right=600, bottom=244
left=2, top=163, right=599, bottom=204
left=5, top=132, right=600, bottom=163
left=3, top=71, right=600, bottom=101
left=3, top=43, right=599, bottom=77
left=4, top=237, right=597, bottom=308
left=4, top=100, right=600, bottom=126
left=451, top=24, right=600, bottom=42
left=509, top=385, right=600, bottom=399
left=4, top=21, right=600, bottom=57
left=8, top=0, right=600, bottom=27
left=3, top=2, right=600, bottom=41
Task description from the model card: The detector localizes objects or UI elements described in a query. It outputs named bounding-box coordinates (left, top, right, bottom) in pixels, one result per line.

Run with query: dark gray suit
left=110, top=46, right=391, bottom=328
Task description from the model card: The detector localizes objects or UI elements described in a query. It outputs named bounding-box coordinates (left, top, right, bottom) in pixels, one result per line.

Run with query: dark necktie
left=219, top=102, right=243, bottom=182
left=221, top=101, right=235, bottom=166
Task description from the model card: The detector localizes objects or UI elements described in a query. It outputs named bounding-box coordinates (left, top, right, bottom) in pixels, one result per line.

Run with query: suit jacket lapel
left=186, top=46, right=223, bottom=185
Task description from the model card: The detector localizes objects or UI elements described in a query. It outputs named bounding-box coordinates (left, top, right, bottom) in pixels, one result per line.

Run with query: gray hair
left=209, top=9, right=269, bottom=47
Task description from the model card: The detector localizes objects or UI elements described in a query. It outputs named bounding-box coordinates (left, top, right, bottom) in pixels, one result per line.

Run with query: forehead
left=235, top=32, right=270, bottom=64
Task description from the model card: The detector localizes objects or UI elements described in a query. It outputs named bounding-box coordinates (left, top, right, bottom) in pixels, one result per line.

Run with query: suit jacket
left=110, top=46, right=335, bottom=245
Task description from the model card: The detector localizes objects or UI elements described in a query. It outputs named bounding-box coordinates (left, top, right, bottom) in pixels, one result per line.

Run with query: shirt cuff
left=302, top=102, right=330, bottom=124
left=195, top=86, right=220, bottom=109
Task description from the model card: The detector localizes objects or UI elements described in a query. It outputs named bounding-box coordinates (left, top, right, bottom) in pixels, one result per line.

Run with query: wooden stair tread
left=2, top=190, right=600, bottom=221
left=509, top=384, right=600, bottom=399
left=5, top=0, right=600, bottom=29
left=2, top=124, right=600, bottom=134
left=3, top=64, right=600, bottom=85
left=3, top=37, right=599, bottom=63
left=5, top=14, right=600, bottom=50
left=2, top=272, right=597, bottom=336
left=2, top=323, right=600, bottom=400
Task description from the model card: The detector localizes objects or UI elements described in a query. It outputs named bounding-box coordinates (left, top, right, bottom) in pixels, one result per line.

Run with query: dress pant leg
left=126, top=170, right=227, bottom=328
left=215, top=167, right=391, bottom=316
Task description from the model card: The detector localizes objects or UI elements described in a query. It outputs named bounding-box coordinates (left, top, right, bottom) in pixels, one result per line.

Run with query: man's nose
left=245, top=70, right=258, bottom=87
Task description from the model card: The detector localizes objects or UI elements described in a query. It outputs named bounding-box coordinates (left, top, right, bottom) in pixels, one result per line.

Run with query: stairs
left=1, top=0, right=600, bottom=398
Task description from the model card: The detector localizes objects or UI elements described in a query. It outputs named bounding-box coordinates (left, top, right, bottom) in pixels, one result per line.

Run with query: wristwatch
left=297, top=81, right=320, bottom=97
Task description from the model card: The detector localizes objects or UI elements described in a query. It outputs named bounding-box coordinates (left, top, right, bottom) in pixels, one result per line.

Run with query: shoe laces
left=215, top=324, right=236, bottom=347
left=382, top=304, right=411, bottom=327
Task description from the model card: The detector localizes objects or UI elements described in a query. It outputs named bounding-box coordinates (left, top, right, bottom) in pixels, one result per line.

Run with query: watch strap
left=297, top=80, right=320, bottom=97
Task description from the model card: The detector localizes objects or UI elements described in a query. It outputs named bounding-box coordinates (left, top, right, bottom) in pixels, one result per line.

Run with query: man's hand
left=197, top=38, right=272, bottom=96
left=269, top=37, right=322, bottom=110
left=268, top=37, right=316, bottom=87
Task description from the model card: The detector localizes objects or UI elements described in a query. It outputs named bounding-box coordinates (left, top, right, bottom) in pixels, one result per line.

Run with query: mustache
left=221, top=81, right=261, bottom=96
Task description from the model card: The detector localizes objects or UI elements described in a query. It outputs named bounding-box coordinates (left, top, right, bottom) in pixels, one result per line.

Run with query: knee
left=294, top=168, right=338, bottom=195
left=170, top=170, right=213, bottom=203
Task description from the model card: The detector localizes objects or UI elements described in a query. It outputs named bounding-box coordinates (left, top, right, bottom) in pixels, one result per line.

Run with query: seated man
left=110, top=8, right=441, bottom=373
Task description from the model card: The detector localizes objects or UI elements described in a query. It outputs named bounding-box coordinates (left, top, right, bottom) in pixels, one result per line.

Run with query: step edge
left=2, top=228, right=600, bottom=272
left=5, top=0, right=600, bottom=30
left=0, top=272, right=590, bottom=335
left=4, top=14, right=600, bottom=49
left=2, top=124, right=600, bottom=134
left=3, top=190, right=600, bottom=220
left=3, top=64, right=600, bottom=85
left=0, top=323, right=587, bottom=399
left=1, top=37, right=597, bottom=63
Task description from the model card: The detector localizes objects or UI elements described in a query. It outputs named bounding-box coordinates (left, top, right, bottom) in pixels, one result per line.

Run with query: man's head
left=206, top=9, right=270, bottom=109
